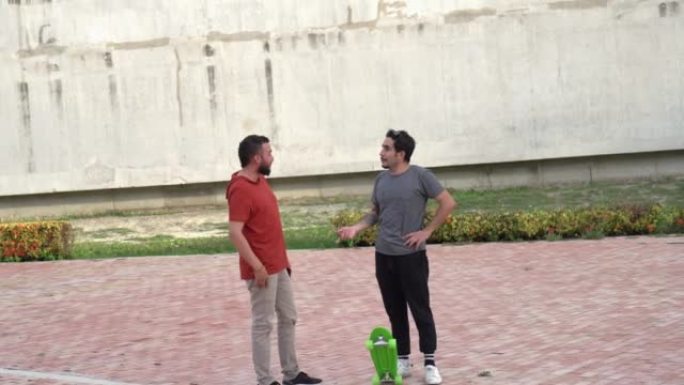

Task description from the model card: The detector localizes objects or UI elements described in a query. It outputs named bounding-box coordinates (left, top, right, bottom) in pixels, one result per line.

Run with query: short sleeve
left=227, top=185, right=252, bottom=222
left=418, top=168, right=445, bottom=199
left=371, top=173, right=381, bottom=209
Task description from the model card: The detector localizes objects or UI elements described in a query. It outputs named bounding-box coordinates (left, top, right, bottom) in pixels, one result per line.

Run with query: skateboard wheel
left=365, top=339, right=374, bottom=351
left=389, top=339, right=397, bottom=350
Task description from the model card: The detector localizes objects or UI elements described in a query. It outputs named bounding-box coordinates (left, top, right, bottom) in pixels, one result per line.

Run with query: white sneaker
left=424, top=365, right=442, bottom=385
left=398, top=358, right=411, bottom=378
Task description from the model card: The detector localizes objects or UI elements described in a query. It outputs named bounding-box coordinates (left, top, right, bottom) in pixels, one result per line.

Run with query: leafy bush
left=329, top=209, right=378, bottom=246
left=331, top=204, right=684, bottom=247
left=0, top=221, right=74, bottom=262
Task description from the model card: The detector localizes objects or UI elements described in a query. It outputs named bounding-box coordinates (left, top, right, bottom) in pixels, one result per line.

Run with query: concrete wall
left=1, top=0, right=683, bottom=198
left=1, top=150, right=683, bottom=218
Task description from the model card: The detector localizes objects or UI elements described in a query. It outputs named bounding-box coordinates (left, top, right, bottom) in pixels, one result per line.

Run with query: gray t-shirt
left=372, top=165, right=445, bottom=255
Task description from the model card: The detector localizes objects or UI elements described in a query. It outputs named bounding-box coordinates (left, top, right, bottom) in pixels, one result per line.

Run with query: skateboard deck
left=366, top=326, right=402, bottom=385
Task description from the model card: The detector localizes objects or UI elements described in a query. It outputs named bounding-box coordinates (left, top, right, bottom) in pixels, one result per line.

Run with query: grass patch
left=71, top=225, right=337, bottom=259
left=53, top=208, right=185, bottom=221
left=197, top=222, right=227, bottom=232
left=72, top=237, right=233, bottom=259
left=285, top=226, right=338, bottom=249
left=82, top=227, right=136, bottom=239
left=581, top=230, right=605, bottom=240
left=128, top=234, right=176, bottom=242
left=544, top=233, right=564, bottom=242
left=450, top=178, right=684, bottom=212
left=280, top=195, right=369, bottom=208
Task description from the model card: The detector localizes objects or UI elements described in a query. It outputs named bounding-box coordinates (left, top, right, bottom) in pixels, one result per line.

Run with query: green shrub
left=330, top=204, right=684, bottom=246
left=329, top=209, right=378, bottom=246
left=0, top=221, right=74, bottom=262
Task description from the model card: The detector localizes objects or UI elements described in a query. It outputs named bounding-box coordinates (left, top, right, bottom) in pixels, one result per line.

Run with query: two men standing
left=227, top=130, right=455, bottom=385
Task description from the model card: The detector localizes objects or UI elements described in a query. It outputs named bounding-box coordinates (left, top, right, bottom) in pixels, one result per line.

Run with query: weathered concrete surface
left=2, top=150, right=684, bottom=219
left=1, top=0, right=683, bottom=197
left=1, top=236, right=683, bottom=384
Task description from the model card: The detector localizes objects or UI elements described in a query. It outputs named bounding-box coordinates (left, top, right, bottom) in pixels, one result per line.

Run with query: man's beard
left=258, top=163, right=271, bottom=176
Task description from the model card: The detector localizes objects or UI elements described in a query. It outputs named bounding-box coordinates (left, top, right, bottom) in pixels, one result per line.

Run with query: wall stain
left=307, top=33, right=320, bottom=49
left=108, top=74, right=119, bottom=113
left=104, top=51, right=118, bottom=114
left=380, top=0, right=407, bottom=18
left=342, top=20, right=377, bottom=30
left=445, top=8, right=497, bottom=24
left=504, top=8, right=530, bottom=15
left=49, top=78, right=63, bottom=121
left=264, top=56, right=277, bottom=142
left=108, top=37, right=169, bottom=50
left=206, top=65, right=217, bottom=122
left=7, top=0, right=53, bottom=4
left=38, top=23, right=55, bottom=45
left=18, top=81, right=35, bottom=173
left=342, top=0, right=386, bottom=30
left=208, top=31, right=269, bottom=42
left=265, top=59, right=274, bottom=115
left=667, top=1, right=679, bottom=15
left=104, top=52, right=113, bottom=68
left=203, top=44, right=215, bottom=57
left=205, top=43, right=217, bottom=123
left=17, top=45, right=65, bottom=59
left=660, top=2, right=668, bottom=16
left=548, top=0, right=608, bottom=10
left=173, top=48, right=184, bottom=127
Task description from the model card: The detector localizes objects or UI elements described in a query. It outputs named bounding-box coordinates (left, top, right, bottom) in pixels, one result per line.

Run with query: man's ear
left=250, top=153, right=261, bottom=165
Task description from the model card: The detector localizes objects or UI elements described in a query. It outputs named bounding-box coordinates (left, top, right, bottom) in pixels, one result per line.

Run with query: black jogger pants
left=375, top=249, right=437, bottom=356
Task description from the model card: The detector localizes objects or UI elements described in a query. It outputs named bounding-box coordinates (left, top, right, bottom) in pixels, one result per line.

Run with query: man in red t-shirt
left=227, top=135, right=322, bottom=385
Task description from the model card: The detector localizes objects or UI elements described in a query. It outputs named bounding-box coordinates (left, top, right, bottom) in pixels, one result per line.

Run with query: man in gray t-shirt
left=337, top=130, right=456, bottom=385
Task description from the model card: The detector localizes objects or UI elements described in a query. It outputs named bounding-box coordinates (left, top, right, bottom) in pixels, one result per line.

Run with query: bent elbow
left=227, top=226, right=240, bottom=242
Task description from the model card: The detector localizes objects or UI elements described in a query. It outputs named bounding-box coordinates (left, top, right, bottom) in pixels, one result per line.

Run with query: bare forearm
left=229, top=231, right=264, bottom=271
left=424, top=196, right=456, bottom=233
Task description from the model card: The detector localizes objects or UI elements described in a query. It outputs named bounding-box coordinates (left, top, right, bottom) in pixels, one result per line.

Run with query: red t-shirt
left=226, top=172, right=289, bottom=280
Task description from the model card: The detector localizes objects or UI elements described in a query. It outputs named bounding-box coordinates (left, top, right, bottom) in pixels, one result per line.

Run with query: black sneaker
left=283, top=372, right=322, bottom=385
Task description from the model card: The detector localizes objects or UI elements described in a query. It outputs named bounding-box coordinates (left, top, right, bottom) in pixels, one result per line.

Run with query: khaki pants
left=246, top=269, right=299, bottom=385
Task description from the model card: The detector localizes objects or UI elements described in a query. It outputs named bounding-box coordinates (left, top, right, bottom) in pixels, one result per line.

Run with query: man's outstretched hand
left=337, top=225, right=360, bottom=240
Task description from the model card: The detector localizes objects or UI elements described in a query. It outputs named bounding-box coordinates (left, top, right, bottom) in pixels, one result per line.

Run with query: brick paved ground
left=1, top=236, right=682, bottom=385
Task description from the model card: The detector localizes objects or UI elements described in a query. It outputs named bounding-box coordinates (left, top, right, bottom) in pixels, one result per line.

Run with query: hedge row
left=330, top=204, right=684, bottom=246
left=0, top=221, right=74, bottom=262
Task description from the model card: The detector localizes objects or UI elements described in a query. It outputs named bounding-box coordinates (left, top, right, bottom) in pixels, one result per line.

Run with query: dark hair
left=238, top=135, right=270, bottom=167
left=385, top=129, right=415, bottom=162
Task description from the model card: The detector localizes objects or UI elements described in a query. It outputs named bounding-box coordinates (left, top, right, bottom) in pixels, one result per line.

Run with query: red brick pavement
left=1, top=236, right=683, bottom=385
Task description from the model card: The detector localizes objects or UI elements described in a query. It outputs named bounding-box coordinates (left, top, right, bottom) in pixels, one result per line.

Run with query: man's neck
left=238, top=167, right=260, bottom=182
left=389, top=162, right=410, bottom=175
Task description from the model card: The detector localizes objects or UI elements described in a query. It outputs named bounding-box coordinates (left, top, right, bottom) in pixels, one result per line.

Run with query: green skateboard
left=365, top=326, right=403, bottom=385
